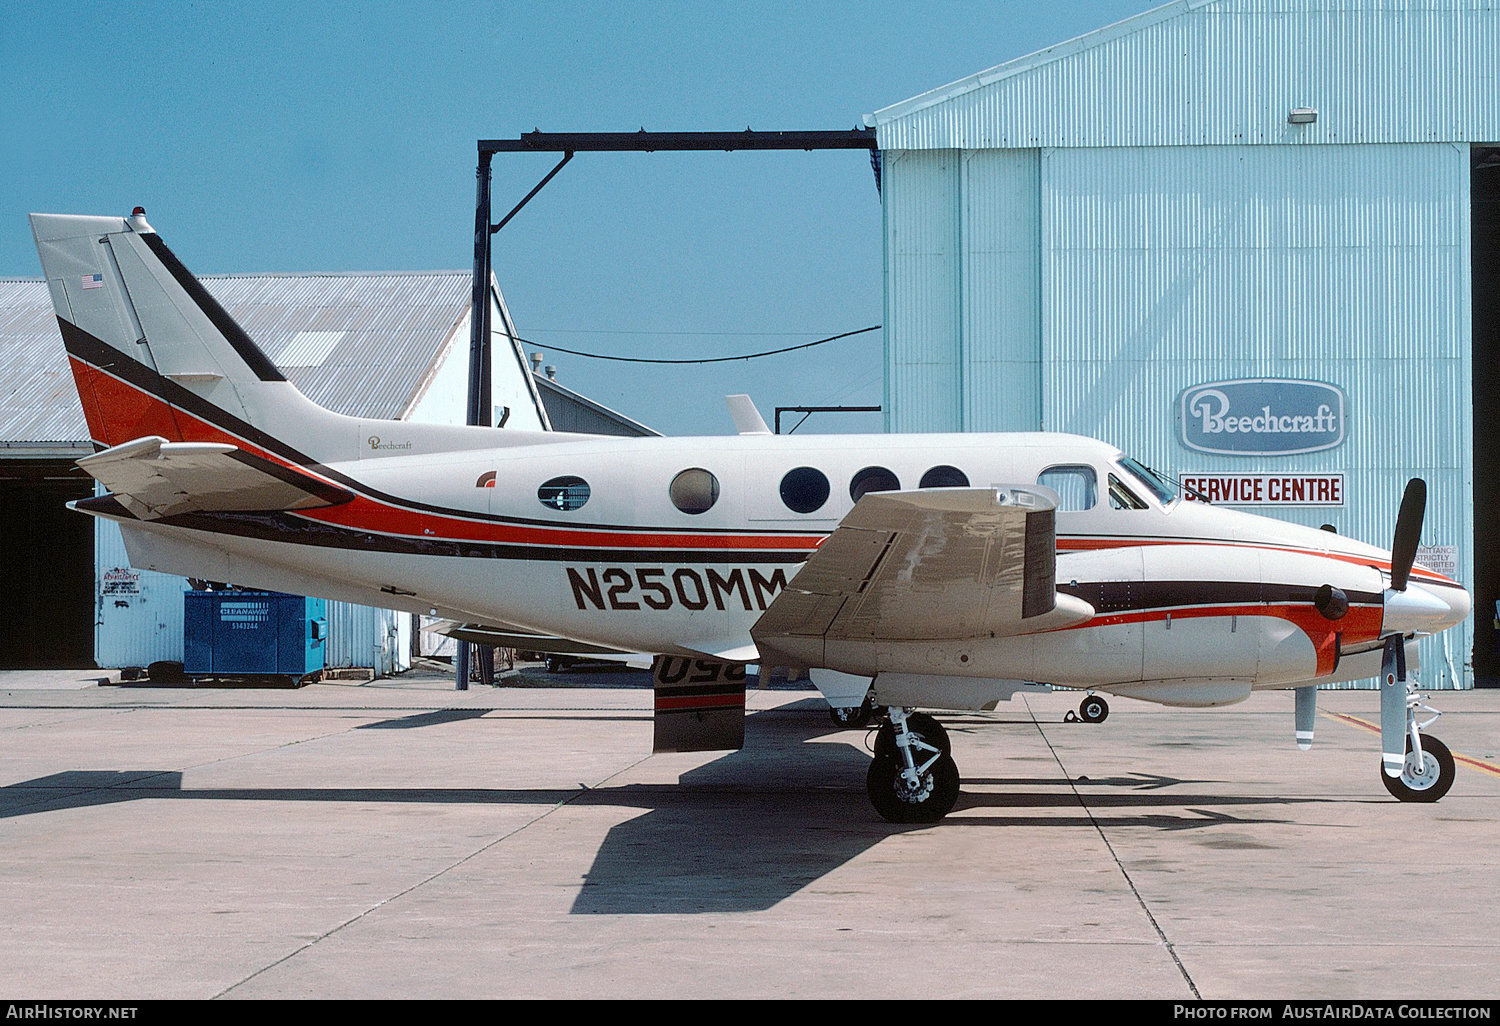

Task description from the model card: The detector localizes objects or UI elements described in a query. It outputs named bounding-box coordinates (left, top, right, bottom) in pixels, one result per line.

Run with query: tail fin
left=31, top=210, right=354, bottom=458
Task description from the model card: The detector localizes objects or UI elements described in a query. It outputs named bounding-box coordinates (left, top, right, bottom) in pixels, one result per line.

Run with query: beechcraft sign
left=1178, top=379, right=1346, bottom=456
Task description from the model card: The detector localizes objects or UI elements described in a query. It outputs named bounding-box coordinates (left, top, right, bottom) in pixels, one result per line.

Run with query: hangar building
left=0, top=269, right=651, bottom=672
left=867, top=0, right=1497, bottom=687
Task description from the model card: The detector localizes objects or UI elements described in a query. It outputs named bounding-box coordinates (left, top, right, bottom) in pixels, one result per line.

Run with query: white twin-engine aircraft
left=32, top=210, right=1472, bottom=822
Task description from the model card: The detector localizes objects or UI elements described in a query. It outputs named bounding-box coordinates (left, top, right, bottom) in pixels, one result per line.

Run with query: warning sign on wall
left=1179, top=473, right=1345, bottom=507
left=101, top=567, right=141, bottom=596
left=1415, top=545, right=1458, bottom=578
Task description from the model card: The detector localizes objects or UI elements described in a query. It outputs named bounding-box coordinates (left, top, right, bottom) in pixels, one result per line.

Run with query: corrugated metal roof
left=534, top=374, right=661, bottom=436
left=870, top=0, right=1500, bottom=150
left=0, top=271, right=471, bottom=445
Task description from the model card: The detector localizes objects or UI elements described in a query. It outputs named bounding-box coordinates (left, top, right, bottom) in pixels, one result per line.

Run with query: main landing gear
left=865, top=707, right=960, bottom=823
left=1063, top=692, right=1110, bottom=724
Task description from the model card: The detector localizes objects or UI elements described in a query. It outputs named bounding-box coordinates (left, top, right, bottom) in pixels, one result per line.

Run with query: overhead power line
left=514, top=324, right=880, bottom=365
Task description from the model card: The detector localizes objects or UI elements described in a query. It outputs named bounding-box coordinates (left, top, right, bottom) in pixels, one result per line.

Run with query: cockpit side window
left=1038, top=465, right=1098, bottom=511
left=1116, top=455, right=1177, bottom=505
left=1108, top=473, right=1149, bottom=510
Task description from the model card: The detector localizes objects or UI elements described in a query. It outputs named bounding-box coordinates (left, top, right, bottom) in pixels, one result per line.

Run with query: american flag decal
left=81, top=273, right=104, bottom=290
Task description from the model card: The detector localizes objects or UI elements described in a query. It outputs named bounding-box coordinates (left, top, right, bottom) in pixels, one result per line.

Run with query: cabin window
left=919, top=465, right=968, bottom=488
left=1038, top=465, right=1097, bottom=511
left=779, top=466, right=830, bottom=514
left=670, top=468, right=720, bottom=514
left=849, top=466, right=900, bottom=502
left=537, top=475, right=590, bottom=511
left=1108, top=473, right=1149, bottom=510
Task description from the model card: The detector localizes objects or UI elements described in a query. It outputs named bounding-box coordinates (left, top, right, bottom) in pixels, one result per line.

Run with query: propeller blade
left=1389, top=478, right=1426, bottom=592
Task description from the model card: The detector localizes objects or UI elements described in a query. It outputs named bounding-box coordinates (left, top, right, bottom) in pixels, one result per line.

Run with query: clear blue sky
left=3, top=0, right=1161, bottom=435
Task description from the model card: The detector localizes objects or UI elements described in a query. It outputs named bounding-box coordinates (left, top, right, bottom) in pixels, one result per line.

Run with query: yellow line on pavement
left=1321, top=710, right=1500, bottom=778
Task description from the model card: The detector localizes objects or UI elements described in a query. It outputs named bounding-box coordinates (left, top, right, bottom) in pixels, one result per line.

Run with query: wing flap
left=77, top=434, right=353, bottom=520
left=754, top=486, right=1094, bottom=657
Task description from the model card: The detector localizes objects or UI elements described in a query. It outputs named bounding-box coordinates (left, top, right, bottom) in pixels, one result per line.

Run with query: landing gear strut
left=1381, top=679, right=1455, bottom=803
left=865, top=707, right=960, bottom=823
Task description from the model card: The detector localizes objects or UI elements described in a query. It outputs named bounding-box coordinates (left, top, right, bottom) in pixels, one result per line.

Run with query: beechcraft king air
left=32, top=210, right=1473, bottom=822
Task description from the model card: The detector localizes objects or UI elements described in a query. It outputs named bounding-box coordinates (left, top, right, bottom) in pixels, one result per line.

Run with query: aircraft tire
left=866, top=751, right=961, bottom=824
left=874, top=712, right=951, bottom=759
left=1381, top=735, right=1455, bottom=803
left=1080, top=695, right=1110, bottom=724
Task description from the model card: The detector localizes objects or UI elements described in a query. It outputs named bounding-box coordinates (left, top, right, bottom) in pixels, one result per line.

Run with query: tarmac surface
left=1, top=662, right=1498, bottom=1000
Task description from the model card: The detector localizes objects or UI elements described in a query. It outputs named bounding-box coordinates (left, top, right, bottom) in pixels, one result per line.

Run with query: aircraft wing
left=76, top=435, right=353, bottom=520
left=752, top=486, right=1093, bottom=665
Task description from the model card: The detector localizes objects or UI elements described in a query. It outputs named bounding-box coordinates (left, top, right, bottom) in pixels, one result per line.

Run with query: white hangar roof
left=866, top=0, right=1500, bottom=150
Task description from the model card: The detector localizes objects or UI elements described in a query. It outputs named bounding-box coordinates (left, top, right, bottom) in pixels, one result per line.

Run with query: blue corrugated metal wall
left=875, top=0, right=1489, bottom=687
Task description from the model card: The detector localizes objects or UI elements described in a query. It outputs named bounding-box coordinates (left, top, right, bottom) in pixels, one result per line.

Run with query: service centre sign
left=1179, top=378, right=1346, bottom=456
left=1179, top=473, right=1345, bottom=506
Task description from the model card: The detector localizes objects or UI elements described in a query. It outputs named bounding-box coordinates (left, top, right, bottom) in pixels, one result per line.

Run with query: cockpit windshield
left=1117, top=456, right=1178, bottom=506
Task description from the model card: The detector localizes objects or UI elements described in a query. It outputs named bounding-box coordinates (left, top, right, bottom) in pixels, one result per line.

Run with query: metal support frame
left=460, top=129, right=880, bottom=689
left=467, top=128, right=878, bottom=445
left=773, top=405, right=882, bottom=434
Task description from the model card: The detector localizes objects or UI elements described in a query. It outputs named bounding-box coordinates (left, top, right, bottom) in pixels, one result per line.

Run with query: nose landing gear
left=1380, top=677, right=1455, bottom=803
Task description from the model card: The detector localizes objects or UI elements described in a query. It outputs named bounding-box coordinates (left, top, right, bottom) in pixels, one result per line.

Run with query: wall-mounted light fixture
left=1288, top=107, right=1318, bottom=124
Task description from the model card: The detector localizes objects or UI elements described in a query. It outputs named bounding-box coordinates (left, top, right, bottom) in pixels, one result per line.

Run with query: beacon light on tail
left=32, top=209, right=1473, bottom=821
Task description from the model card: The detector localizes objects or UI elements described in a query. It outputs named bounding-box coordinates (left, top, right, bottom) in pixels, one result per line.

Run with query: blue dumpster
left=184, top=590, right=326, bottom=685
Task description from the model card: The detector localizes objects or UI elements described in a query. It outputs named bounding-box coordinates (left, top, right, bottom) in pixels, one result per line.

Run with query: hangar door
left=1474, top=148, right=1500, bottom=683
left=0, top=460, right=94, bottom=668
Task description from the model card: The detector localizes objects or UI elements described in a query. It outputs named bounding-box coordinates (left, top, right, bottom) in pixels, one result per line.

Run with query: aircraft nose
left=1382, top=580, right=1470, bottom=635
left=1444, top=581, right=1473, bottom=626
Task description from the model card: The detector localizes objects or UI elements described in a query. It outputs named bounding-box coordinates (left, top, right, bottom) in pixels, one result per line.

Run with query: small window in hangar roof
left=274, top=330, right=347, bottom=367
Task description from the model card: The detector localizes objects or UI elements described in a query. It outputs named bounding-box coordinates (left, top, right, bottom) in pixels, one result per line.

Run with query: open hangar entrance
left=0, top=458, right=94, bottom=668
left=1472, top=146, right=1500, bottom=682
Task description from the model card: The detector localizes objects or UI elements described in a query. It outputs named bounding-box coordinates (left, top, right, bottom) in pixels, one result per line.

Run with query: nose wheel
left=1381, top=734, right=1455, bottom=802
left=1065, top=693, right=1110, bottom=724
left=865, top=707, right=960, bottom=823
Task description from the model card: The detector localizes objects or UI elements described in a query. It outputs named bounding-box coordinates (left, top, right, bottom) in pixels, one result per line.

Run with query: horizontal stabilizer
left=75, top=435, right=353, bottom=520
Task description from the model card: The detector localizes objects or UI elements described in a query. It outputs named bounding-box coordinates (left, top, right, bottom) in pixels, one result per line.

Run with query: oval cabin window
left=670, top=468, right=720, bottom=514
left=919, top=465, right=969, bottom=488
left=849, top=466, right=900, bottom=502
left=779, top=466, right=830, bottom=514
left=537, top=475, right=590, bottom=511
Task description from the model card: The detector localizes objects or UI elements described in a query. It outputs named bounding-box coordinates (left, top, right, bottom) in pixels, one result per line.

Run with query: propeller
left=1388, top=478, right=1426, bottom=592
left=1380, top=479, right=1427, bottom=776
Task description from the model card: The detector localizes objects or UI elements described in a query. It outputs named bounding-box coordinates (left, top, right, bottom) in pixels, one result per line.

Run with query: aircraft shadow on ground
left=0, top=701, right=1324, bottom=914
left=570, top=699, right=901, bottom=915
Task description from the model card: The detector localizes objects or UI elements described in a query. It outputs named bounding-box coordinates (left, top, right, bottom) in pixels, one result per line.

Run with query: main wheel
left=1079, top=695, right=1109, bottom=724
left=830, top=694, right=875, bottom=729
left=874, top=711, right=951, bottom=759
left=866, top=751, right=961, bottom=823
left=1381, top=735, right=1455, bottom=803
